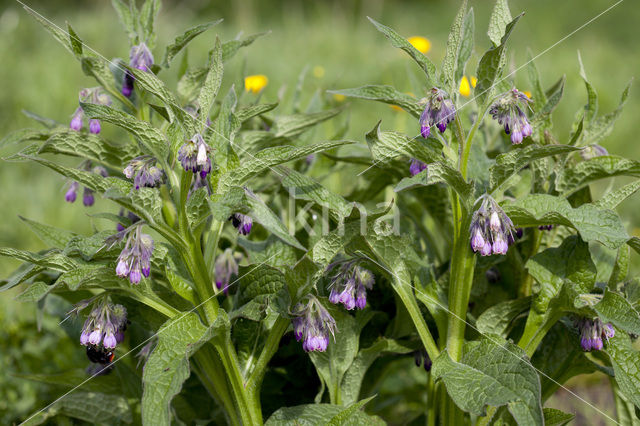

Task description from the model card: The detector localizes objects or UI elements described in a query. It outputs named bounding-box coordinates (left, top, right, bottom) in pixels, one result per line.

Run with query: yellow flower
left=523, top=90, right=532, bottom=99
left=459, top=76, right=472, bottom=97
left=313, top=66, right=325, bottom=79
left=470, top=76, right=477, bottom=88
left=333, top=94, right=346, bottom=102
left=244, top=74, right=268, bottom=94
left=408, top=36, right=431, bottom=54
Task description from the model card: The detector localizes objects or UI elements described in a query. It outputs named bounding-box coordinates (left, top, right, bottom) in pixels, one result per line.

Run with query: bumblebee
left=86, top=345, right=115, bottom=365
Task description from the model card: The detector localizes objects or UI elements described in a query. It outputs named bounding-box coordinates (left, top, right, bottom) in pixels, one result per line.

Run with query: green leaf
left=532, top=75, right=564, bottom=126
left=15, top=282, right=50, bottom=303
left=556, top=155, right=640, bottom=195
left=236, top=263, right=285, bottom=305
left=503, top=194, right=629, bottom=249
left=67, top=23, right=83, bottom=56
left=162, top=20, right=222, bottom=66
left=265, top=402, right=384, bottom=426
left=542, top=408, right=575, bottom=426
left=611, top=380, right=638, bottom=426
left=432, top=337, right=543, bottom=425
left=475, top=14, right=522, bottom=106
left=595, top=179, right=640, bottom=210
left=394, top=161, right=474, bottom=210
left=364, top=121, right=443, bottom=165
left=0, top=248, right=77, bottom=272
left=196, top=37, right=223, bottom=130
left=489, top=144, right=580, bottom=191
left=237, top=235, right=297, bottom=269
left=141, top=312, right=215, bottom=426
left=274, top=108, right=342, bottom=138
left=328, top=85, right=422, bottom=118
left=367, top=17, right=437, bottom=84
left=455, top=8, right=475, bottom=83
left=608, top=245, right=630, bottom=288
left=245, top=190, right=305, bottom=251
left=606, top=333, right=640, bottom=410
left=221, top=32, right=269, bottom=62
left=235, top=102, right=278, bottom=123
left=165, top=267, right=196, bottom=305
left=487, top=0, right=513, bottom=46
left=581, top=80, right=632, bottom=146
left=340, top=339, right=415, bottom=406
left=111, top=0, right=137, bottom=42
left=19, top=216, right=76, bottom=248
left=577, top=51, right=598, bottom=125
left=594, top=290, right=640, bottom=336
left=325, top=396, right=378, bottom=426
left=207, top=86, right=240, bottom=171
left=80, top=103, right=169, bottom=161
left=476, top=297, right=531, bottom=337
left=139, top=0, right=160, bottom=48
left=442, top=0, right=468, bottom=96
left=23, top=5, right=74, bottom=55
left=38, top=128, right=139, bottom=169
left=186, top=187, right=211, bottom=229
left=37, top=391, right=132, bottom=425
left=526, top=49, right=547, bottom=112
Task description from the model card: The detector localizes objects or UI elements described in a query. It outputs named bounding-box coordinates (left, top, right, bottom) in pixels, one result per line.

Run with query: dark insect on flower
left=292, top=296, right=337, bottom=352
left=580, top=144, right=608, bottom=160
left=469, top=195, right=516, bottom=256
left=69, top=87, right=111, bottom=133
left=113, top=224, right=154, bottom=284
left=80, top=301, right=127, bottom=358
left=578, top=318, right=615, bottom=351
left=413, top=350, right=432, bottom=372
left=327, top=260, right=375, bottom=310
left=214, top=248, right=240, bottom=295
left=178, top=133, right=213, bottom=179
left=418, top=87, right=456, bottom=138
left=230, top=213, right=252, bottom=235
left=489, top=88, right=532, bottom=144
left=409, top=158, right=427, bottom=176
left=123, top=157, right=165, bottom=189
left=538, top=224, right=554, bottom=231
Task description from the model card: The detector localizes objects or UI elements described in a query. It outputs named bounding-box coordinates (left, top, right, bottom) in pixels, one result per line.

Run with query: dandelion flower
left=313, top=66, right=325, bottom=79
left=408, top=36, right=431, bottom=54
left=333, top=94, right=346, bottom=102
left=523, top=90, right=532, bottom=99
left=459, top=76, right=471, bottom=97
left=245, top=74, right=268, bottom=94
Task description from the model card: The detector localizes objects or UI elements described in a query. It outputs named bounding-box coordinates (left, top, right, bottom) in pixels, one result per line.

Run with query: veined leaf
left=577, top=51, right=598, bottom=125
left=442, top=0, right=468, bottom=96
left=367, top=17, right=437, bottom=85
left=245, top=189, right=305, bottom=251
left=328, top=85, right=422, bottom=117
left=265, top=402, right=384, bottom=425
left=595, top=179, right=640, bottom=210
left=594, top=290, right=640, bottom=336
left=606, top=333, right=640, bottom=410
left=19, top=216, right=76, bottom=248
left=274, top=108, right=342, bottom=138
left=23, top=5, right=74, bottom=55
left=476, top=297, right=531, bottom=337
left=555, top=155, right=640, bottom=195
left=364, top=121, right=443, bottom=165
left=0, top=248, right=77, bottom=272
left=432, top=338, right=543, bottom=425
left=580, top=80, right=632, bottom=146
left=235, top=102, right=278, bottom=123
left=221, top=32, right=269, bottom=62
left=487, top=0, right=513, bottom=47
left=455, top=8, right=475, bottom=83
left=196, top=37, right=223, bottom=130
left=162, top=20, right=222, bottom=66
left=111, top=0, right=137, bottom=42
left=139, top=0, right=160, bottom=48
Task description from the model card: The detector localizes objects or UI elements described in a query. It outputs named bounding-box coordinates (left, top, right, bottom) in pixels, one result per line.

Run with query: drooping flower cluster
left=230, top=213, right=252, bottom=235
left=122, top=43, right=154, bottom=97
left=80, top=301, right=127, bottom=357
left=578, top=318, right=615, bottom=351
left=69, top=87, right=111, bottom=134
left=65, top=164, right=108, bottom=207
left=327, top=260, right=375, bottom=310
left=413, top=350, right=432, bottom=372
left=580, top=144, right=608, bottom=160
left=419, top=88, right=456, bottom=138
left=112, top=224, right=154, bottom=284
left=409, top=158, right=427, bottom=176
left=292, top=296, right=337, bottom=352
left=489, top=88, right=532, bottom=144
left=123, top=157, right=165, bottom=189
left=178, top=133, right=213, bottom=179
left=214, top=248, right=239, bottom=294
left=469, top=195, right=516, bottom=256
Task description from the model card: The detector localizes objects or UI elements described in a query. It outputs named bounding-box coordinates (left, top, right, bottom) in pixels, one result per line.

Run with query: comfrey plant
left=3, top=1, right=640, bottom=425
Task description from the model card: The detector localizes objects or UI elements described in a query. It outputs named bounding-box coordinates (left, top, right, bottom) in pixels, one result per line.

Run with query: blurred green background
left=0, top=0, right=637, bottom=423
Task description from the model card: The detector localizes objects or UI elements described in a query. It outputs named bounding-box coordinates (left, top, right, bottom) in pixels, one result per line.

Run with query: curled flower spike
left=489, top=88, right=532, bottom=144
left=214, top=248, right=240, bottom=294
left=123, top=157, right=165, bottom=189
left=292, top=296, right=337, bottom=352
left=230, top=213, right=252, bottom=235
left=69, top=88, right=112, bottom=133
left=419, top=88, right=456, bottom=138
left=327, top=260, right=375, bottom=310
left=113, top=224, right=154, bottom=284
left=178, top=134, right=213, bottom=179
left=578, top=318, right=614, bottom=352
left=469, top=195, right=516, bottom=256
left=580, top=144, right=608, bottom=160
left=79, top=300, right=127, bottom=355
left=409, top=158, right=427, bottom=176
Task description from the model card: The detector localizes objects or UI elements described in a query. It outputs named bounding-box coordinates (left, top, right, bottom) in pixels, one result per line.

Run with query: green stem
left=192, top=354, right=240, bottom=426
left=247, top=316, right=288, bottom=391
left=123, top=290, right=179, bottom=318
left=518, top=312, right=562, bottom=358
left=476, top=406, right=498, bottom=426
left=460, top=103, right=489, bottom=180
left=204, top=220, right=224, bottom=274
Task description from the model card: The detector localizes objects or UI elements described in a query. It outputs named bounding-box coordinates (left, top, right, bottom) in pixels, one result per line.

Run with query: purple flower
left=80, top=301, right=127, bottom=356
left=122, top=72, right=135, bottom=97
left=178, top=134, right=212, bottom=178
left=327, top=260, right=374, bottom=310
left=83, top=187, right=95, bottom=207
left=489, top=88, right=532, bottom=144
left=69, top=88, right=111, bottom=132
left=214, top=248, right=240, bottom=295
left=292, top=296, right=337, bottom=353
left=580, top=144, right=608, bottom=160
left=414, top=350, right=432, bottom=372
left=230, top=213, right=252, bottom=235
left=70, top=107, right=84, bottom=131
left=113, top=225, right=154, bottom=284
left=538, top=225, right=554, bottom=231
left=419, top=88, right=456, bottom=138
left=409, top=158, right=427, bottom=176
left=469, top=195, right=516, bottom=257
left=89, top=119, right=101, bottom=134
left=65, top=182, right=79, bottom=203
left=123, top=157, right=165, bottom=189
left=130, top=43, right=154, bottom=72
left=578, top=318, right=614, bottom=352
left=116, top=209, right=140, bottom=232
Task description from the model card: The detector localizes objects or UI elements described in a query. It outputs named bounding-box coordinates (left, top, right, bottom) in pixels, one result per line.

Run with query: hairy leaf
left=328, top=85, right=422, bottom=118
left=556, top=155, right=640, bottom=195
left=162, top=20, right=222, bottom=66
